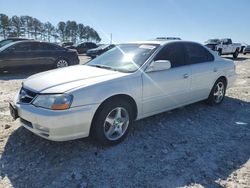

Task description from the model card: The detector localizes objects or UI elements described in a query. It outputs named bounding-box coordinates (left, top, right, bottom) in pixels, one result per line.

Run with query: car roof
left=126, top=40, right=201, bottom=46
left=13, top=40, right=60, bottom=45
left=8, top=40, right=64, bottom=48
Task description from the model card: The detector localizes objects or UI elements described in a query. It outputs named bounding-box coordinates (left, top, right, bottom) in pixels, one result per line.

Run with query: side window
left=90, top=43, right=97, bottom=48
left=154, top=43, right=186, bottom=68
left=79, top=43, right=85, bottom=48
left=32, top=43, right=60, bottom=51
left=185, top=43, right=214, bottom=64
left=13, top=43, right=32, bottom=52
left=39, top=43, right=57, bottom=50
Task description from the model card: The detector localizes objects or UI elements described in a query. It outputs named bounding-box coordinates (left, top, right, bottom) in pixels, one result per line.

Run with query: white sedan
left=10, top=40, right=236, bottom=145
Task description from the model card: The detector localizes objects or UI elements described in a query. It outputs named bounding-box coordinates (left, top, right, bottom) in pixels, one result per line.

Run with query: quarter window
left=185, top=43, right=214, bottom=64
left=154, top=43, right=186, bottom=68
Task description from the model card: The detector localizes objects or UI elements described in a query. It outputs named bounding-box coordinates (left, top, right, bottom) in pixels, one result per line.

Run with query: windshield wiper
left=89, top=64, right=117, bottom=71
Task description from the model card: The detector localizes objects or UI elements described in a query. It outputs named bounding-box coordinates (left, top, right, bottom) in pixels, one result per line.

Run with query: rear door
left=30, top=43, right=60, bottom=66
left=142, top=42, right=192, bottom=115
left=184, top=42, right=218, bottom=101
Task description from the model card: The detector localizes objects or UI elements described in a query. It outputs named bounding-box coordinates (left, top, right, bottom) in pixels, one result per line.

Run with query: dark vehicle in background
left=0, top=40, right=79, bottom=70
left=0, top=37, right=29, bottom=48
left=61, top=41, right=74, bottom=47
left=240, top=43, right=247, bottom=53
left=66, top=42, right=97, bottom=54
left=155, top=37, right=181, bottom=40
left=86, top=44, right=115, bottom=58
left=243, top=45, right=250, bottom=55
left=204, top=39, right=221, bottom=51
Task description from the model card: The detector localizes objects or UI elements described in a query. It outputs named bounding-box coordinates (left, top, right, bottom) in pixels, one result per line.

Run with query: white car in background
left=216, top=38, right=241, bottom=58
left=10, top=40, right=236, bottom=145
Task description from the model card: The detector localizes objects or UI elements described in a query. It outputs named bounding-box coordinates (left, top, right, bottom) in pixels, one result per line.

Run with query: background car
left=204, top=39, right=221, bottom=51
left=60, top=41, right=74, bottom=47
left=243, top=45, right=250, bottom=55
left=0, top=37, right=29, bottom=48
left=155, top=37, right=181, bottom=40
left=0, top=40, right=79, bottom=69
left=66, top=42, right=97, bottom=54
left=86, top=44, right=115, bottom=58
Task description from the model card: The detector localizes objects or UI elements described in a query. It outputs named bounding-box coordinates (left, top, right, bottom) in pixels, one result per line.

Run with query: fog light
left=36, top=125, right=49, bottom=133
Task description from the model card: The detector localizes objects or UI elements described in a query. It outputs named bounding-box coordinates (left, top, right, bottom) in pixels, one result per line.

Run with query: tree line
left=0, top=13, right=101, bottom=43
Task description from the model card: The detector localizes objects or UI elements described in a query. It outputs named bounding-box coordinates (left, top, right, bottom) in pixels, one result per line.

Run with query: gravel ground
left=0, top=55, right=249, bottom=188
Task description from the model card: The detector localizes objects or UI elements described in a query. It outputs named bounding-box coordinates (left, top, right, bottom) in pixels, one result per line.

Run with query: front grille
left=19, top=87, right=37, bottom=103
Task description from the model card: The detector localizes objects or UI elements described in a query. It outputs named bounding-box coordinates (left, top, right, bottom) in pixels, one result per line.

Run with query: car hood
left=23, top=65, right=127, bottom=93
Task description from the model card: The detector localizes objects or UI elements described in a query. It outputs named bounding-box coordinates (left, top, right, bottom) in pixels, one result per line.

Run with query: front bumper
left=14, top=103, right=99, bottom=141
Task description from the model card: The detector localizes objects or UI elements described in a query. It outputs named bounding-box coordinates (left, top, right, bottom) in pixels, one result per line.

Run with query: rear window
left=185, top=43, right=214, bottom=64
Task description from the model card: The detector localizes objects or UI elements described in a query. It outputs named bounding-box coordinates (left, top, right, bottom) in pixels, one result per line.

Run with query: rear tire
left=91, top=99, right=133, bottom=145
left=55, top=58, right=69, bottom=68
left=233, top=49, right=239, bottom=59
left=206, top=78, right=226, bottom=106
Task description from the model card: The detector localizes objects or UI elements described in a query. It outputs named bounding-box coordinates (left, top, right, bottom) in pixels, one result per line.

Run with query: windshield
left=0, top=40, right=13, bottom=48
left=0, top=41, right=17, bottom=52
left=87, top=43, right=159, bottom=73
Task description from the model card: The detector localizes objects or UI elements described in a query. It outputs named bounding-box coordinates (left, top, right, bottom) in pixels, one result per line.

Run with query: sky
left=0, top=0, right=250, bottom=44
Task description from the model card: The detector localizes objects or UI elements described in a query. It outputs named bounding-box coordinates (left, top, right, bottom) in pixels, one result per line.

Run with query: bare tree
left=0, top=14, right=10, bottom=38
left=10, top=15, right=23, bottom=37
left=57, top=21, right=66, bottom=41
left=0, top=13, right=101, bottom=43
left=44, top=22, right=54, bottom=42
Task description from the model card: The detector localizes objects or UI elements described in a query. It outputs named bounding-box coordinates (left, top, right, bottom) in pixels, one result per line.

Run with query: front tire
left=207, top=78, right=226, bottom=105
left=91, top=100, right=133, bottom=145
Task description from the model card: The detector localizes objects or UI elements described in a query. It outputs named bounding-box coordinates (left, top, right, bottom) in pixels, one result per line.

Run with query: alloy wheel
left=213, top=82, right=225, bottom=103
left=103, top=107, right=129, bottom=141
left=57, top=59, right=69, bottom=68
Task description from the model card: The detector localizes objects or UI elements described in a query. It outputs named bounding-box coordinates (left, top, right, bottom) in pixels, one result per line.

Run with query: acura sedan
left=10, top=40, right=236, bottom=145
left=0, top=40, right=79, bottom=69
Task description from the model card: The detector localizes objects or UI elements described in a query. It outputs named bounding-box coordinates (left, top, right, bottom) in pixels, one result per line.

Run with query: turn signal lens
left=51, top=103, right=70, bottom=110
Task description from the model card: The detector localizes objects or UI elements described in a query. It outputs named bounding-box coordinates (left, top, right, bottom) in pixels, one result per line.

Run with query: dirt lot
left=0, top=55, right=249, bottom=188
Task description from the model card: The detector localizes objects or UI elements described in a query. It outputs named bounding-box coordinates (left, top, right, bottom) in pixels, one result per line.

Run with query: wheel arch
left=215, top=76, right=228, bottom=88
left=90, top=94, right=138, bottom=134
left=55, top=56, right=70, bottom=64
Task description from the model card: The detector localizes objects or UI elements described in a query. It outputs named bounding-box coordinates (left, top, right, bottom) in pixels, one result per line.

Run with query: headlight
left=32, top=94, right=73, bottom=110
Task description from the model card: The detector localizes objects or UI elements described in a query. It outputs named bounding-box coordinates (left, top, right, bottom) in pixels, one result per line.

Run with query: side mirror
left=146, top=60, right=171, bottom=72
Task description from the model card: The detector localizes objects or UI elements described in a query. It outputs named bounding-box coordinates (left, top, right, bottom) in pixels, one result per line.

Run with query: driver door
left=142, top=42, right=192, bottom=116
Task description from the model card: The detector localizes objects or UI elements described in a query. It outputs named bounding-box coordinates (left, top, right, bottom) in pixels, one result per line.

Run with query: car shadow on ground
left=0, top=97, right=250, bottom=187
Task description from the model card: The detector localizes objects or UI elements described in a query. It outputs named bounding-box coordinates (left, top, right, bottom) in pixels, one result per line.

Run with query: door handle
left=183, top=73, right=189, bottom=79
left=213, top=68, right=218, bottom=72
